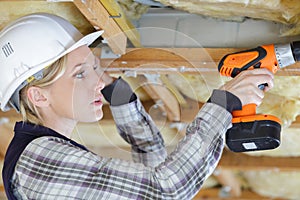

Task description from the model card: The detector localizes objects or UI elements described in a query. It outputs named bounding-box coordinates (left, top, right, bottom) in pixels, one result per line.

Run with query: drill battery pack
left=226, top=119, right=281, bottom=152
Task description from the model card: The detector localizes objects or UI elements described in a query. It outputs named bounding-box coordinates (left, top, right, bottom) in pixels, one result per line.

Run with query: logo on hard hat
left=2, top=42, right=14, bottom=57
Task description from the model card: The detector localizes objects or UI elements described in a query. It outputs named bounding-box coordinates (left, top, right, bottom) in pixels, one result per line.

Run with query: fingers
left=248, top=85, right=265, bottom=105
left=221, top=68, right=274, bottom=106
left=244, top=69, right=274, bottom=90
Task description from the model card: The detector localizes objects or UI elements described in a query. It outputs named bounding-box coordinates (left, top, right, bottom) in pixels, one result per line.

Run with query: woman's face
left=46, top=45, right=105, bottom=122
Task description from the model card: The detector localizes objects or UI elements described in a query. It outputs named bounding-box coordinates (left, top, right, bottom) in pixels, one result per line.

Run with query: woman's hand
left=219, top=68, right=274, bottom=106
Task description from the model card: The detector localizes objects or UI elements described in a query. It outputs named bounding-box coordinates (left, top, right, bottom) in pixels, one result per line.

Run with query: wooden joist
left=101, top=48, right=300, bottom=76
left=219, top=149, right=300, bottom=171
left=100, top=0, right=141, bottom=48
left=194, top=188, right=284, bottom=200
left=141, top=78, right=181, bottom=121
left=73, top=0, right=127, bottom=55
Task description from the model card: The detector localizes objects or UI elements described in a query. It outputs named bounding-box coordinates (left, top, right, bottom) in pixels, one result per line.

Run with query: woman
left=1, top=13, right=274, bottom=199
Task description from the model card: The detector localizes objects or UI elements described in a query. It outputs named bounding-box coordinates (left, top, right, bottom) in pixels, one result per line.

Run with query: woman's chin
left=94, top=109, right=104, bottom=121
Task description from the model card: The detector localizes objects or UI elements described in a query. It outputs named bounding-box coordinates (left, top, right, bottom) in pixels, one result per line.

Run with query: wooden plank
left=142, top=79, right=181, bottom=121
left=218, top=149, right=300, bottom=171
left=101, top=48, right=300, bottom=76
left=194, top=188, right=284, bottom=200
left=100, top=0, right=141, bottom=47
left=73, top=0, right=127, bottom=55
left=160, top=75, right=187, bottom=105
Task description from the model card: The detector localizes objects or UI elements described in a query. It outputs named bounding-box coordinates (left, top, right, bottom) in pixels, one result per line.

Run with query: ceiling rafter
left=195, top=188, right=284, bottom=200
left=73, top=0, right=127, bottom=55
left=101, top=48, right=300, bottom=76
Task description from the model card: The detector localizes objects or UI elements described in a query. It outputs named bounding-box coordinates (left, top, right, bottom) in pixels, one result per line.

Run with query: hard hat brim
left=0, top=30, right=104, bottom=111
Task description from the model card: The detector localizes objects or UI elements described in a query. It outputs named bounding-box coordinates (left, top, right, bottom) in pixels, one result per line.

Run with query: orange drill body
left=218, top=44, right=283, bottom=152
left=218, top=41, right=299, bottom=152
left=219, top=44, right=280, bottom=77
left=219, top=44, right=282, bottom=125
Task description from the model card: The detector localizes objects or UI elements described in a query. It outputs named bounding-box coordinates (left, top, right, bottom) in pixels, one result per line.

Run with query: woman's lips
left=93, top=97, right=103, bottom=106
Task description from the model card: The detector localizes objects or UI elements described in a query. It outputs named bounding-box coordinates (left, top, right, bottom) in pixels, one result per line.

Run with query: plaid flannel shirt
left=11, top=100, right=231, bottom=199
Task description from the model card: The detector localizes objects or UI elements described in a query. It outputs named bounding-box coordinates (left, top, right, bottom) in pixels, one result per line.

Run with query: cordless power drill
left=218, top=41, right=300, bottom=152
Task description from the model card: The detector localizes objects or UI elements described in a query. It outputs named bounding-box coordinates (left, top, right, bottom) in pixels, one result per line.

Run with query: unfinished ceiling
left=1, top=0, right=300, bottom=199
left=153, top=0, right=300, bottom=36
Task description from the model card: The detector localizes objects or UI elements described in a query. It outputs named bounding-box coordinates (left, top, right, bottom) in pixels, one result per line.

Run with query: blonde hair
left=19, top=56, right=67, bottom=125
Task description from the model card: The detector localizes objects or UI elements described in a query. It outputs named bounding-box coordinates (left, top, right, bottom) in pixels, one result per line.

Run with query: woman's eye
left=75, top=71, right=85, bottom=79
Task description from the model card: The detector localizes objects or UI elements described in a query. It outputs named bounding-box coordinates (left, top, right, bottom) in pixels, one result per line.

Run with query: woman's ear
left=26, top=86, right=49, bottom=108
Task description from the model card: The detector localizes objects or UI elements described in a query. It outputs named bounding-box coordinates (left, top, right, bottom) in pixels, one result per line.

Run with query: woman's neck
left=42, top=116, right=77, bottom=138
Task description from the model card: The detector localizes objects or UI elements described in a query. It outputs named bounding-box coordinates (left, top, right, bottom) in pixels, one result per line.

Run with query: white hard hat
left=0, top=13, right=104, bottom=112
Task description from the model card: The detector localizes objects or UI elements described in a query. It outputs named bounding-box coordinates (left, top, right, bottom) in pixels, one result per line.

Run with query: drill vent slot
left=221, top=67, right=232, bottom=76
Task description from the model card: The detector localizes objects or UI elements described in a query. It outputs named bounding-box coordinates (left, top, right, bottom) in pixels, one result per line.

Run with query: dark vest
left=2, top=121, right=87, bottom=200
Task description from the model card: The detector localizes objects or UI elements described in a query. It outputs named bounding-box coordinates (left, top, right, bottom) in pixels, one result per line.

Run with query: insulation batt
left=154, top=0, right=300, bottom=36
left=167, top=73, right=230, bottom=102
left=243, top=170, right=300, bottom=200
left=117, top=0, right=149, bottom=20
left=0, top=2, right=94, bottom=35
left=257, top=92, right=300, bottom=129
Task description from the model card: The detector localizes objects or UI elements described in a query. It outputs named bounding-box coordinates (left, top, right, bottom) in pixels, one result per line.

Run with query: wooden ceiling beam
left=100, top=0, right=141, bottom=48
left=101, top=48, right=300, bottom=76
left=194, top=188, right=284, bottom=200
left=139, top=75, right=181, bottom=121
left=73, top=0, right=127, bottom=55
left=218, top=149, right=300, bottom=171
